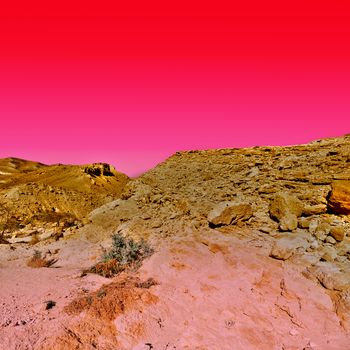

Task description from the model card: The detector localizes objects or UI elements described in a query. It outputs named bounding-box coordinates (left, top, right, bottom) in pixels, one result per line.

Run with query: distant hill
left=0, top=158, right=129, bottom=241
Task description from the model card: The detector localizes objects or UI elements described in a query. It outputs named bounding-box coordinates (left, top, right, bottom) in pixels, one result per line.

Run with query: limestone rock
left=269, top=234, right=310, bottom=260
left=314, top=222, right=331, bottom=241
left=298, top=217, right=311, bottom=229
left=319, top=246, right=338, bottom=262
left=302, top=204, right=327, bottom=216
left=7, top=236, right=33, bottom=244
left=308, top=218, right=319, bottom=234
left=325, top=236, right=337, bottom=244
left=328, top=181, right=350, bottom=215
left=335, top=240, right=350, bottom=256
left=269, top=193, right=303, bottom=231
left=330, top=226, right=346, bottom=242
left=38, top=230, right=57, bottom=241
left=307, top=262, right=350, bottom=291
left=208, top=202, right=253, bottom=227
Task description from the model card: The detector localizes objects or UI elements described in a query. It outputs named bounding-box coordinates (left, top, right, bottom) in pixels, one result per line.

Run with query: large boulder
left=330, top=226, right=346, bottom=242
left=208, top=202, right=253, bottom=227
left=328, top=181, right=350, bottom=215
left=269, top=193, right=303, bottom=231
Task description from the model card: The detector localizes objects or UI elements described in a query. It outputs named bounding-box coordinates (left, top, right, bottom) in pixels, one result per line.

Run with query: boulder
left=330, top=226, right=346, bottom=242
left=208, top=202, right=252, bottom=227
left=319, top=246, right=338, bottom=262
left=328, top=180, right=350, bottom=215
left=269, top=193, right=303, bottom=231
left=314, top=222, right=331, bottom=241
left=302, top=204, right=327, bottom=216
left=298, top=217, right=311, bottom=229
left=308, top=218, right=319, bottom=234
left=325, top=236, right=337, bottom=244
left=269, top=234, right=310, bottom=260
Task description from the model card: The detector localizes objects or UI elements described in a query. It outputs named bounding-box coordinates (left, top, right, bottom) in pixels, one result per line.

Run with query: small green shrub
left=89, top=233, right=154, bottom=277
left=103, top=233, right=154, bottom=266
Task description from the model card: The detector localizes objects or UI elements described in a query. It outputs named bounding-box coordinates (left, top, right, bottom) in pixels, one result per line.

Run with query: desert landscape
left=1, top=135, right=350, bottom=349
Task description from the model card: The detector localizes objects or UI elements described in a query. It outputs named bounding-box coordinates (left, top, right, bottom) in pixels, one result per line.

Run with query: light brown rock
left=319, top=246, right=338, bottom=262
left=269, top=193, right=303, bottom=231
left=208, top=202, right=253, bottom=227
left=270, top=234, right=310, bottom=260
left=298, top=217, right=311, bottom=229
left=303, top=204, right=327, bottom=216
left=328, top=181, right=350, bottom=215
left=330, top=226, right=346, bottom=242
left=314, top=222, right=331, bottom=241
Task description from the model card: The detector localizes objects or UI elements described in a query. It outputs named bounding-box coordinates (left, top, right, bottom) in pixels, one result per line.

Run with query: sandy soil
left=1, top=231, right=349, bottom=350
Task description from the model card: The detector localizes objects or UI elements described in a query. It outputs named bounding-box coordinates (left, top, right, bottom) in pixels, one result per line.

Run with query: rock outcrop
left=328, top=181, right=350, bottom=215
left=269, top=193, right=303, bottom=231
left=208, top=202, right=252, bottom=227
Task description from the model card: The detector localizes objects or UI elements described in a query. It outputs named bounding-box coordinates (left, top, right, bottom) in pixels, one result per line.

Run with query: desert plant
left=89, top=233, right=154, bottom=277
left=89, top=259, right=122, bottom=278
left=103, top=233, right=154, bottom=266
left=27, top=250, right=58, bottom=268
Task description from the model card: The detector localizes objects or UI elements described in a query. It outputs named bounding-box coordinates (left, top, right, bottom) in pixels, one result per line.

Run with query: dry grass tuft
left=88, top=259, right=122, bottom=278
left=26, top=250, right=57, bottom=268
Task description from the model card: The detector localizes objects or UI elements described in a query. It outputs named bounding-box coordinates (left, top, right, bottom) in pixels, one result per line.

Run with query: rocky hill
left=0, top=158, right=129, bottom=243
left=85, top=134, right=350, bottom=242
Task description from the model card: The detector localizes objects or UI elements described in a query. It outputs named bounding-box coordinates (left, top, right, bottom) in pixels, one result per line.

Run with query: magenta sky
left=1, top=2, right=349, bottom=176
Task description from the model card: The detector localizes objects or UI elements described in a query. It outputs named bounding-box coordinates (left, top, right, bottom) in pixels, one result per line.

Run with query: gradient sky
left=1, top=1, right=349, bottom=176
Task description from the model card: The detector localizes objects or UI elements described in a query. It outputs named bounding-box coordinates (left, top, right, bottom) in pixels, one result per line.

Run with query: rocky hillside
left=79, top=135, right=350, bottom=328
left=85, top=135, right=350, bottom=240
left=0, top=158, right=129, bottom=243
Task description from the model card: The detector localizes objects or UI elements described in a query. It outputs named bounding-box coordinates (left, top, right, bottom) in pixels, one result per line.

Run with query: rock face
left=328, top=181, right=350, bottom=215
left=208, top=202, right=253, bottom=227
left=269, top=193, right=303, bottom=231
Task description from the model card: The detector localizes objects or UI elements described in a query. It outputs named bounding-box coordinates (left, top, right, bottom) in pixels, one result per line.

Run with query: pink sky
left=1, top=2, right=350, bottom=176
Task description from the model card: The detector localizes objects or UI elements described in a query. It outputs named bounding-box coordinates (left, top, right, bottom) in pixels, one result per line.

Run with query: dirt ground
left=1, top=230, right=349, bottom=350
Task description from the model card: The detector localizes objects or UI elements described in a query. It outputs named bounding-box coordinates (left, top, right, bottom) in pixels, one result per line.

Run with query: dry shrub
left=88, top=259, right=122, bottom=278
left=65, top=277, right=158, bottom=321
left=26, top=250, right=57, bottom=268
left=29, top=234, right=40, bottom=246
